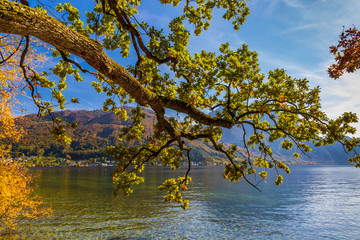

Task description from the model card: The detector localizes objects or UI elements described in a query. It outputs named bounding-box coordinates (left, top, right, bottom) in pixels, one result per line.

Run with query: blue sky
left=23, top=0, right=360, bottom=134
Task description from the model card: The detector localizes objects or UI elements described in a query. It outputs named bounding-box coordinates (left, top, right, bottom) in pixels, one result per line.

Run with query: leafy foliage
left=0, top=34, right=51, bottom=235
left=0, top=162, right=51, bottom=235
left=1, top=0, right=360, bottom=209
left=329, top=27, right=360, bottom=79
left=0, top=34, right=28, bottom=158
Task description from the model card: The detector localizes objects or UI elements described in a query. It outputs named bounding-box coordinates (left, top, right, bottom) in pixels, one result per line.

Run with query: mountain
left=210, top=107, right=353, bottom=165
left=220, top=124, right=353, bottom=165
left=9, top=108, right=151, bottom=160
left=7, top=108, right=353, bottom=165
left=7, top=108, right=243, bottom=164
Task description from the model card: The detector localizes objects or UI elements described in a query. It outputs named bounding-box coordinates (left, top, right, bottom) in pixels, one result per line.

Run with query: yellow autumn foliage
left=0, top=162, right=52, bottom=234
left=0, top=34, right=48, bottom=157
left=0, top=35, right=24, bottom=158
left=0, top=34, right=51, bottom=235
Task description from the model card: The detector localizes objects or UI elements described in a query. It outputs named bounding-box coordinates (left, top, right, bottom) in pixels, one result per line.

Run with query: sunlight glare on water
left=4, top=165, right=360, bottom=239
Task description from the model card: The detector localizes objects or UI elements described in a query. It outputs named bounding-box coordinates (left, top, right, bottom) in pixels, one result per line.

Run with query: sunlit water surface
left=4, top=165, right=360, bottom=239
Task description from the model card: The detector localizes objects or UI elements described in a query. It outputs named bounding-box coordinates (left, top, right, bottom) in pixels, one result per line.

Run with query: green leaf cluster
left=158, top=176, right=192, bottom=210
left=15, top=0, right=360, bottom=209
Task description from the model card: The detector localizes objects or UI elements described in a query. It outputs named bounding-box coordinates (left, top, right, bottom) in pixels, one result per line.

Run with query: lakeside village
left=3, top=155, right=206, bottom=167
left=4, top=155, right=115, bottom=167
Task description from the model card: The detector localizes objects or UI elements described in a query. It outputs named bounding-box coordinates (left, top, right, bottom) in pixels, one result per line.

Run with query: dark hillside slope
left=8, top=108, right=352, bottom=165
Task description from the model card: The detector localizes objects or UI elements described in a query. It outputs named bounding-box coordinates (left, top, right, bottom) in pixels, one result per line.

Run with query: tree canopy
left=0, top=34, right=25, bottom=158
left=0, top=161, right=52, bottom=234
left=0, top=33, right=51, bottom=235
left=329, top=27, right=360, bottom=79
left=1, top=0, right=360, bottom=209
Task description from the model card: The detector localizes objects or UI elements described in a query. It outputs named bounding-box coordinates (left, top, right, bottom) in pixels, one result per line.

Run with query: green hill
left=7, top=108, right=352, bottom=165
left=8, top=108, right=245, bottom=165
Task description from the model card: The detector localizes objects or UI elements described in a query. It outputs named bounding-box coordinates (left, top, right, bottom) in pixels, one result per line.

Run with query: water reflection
left=5, top=166, right=360, bottom=239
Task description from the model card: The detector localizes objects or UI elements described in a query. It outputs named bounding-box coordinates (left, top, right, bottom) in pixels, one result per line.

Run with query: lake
left=5, top=165, right=360, bottom=239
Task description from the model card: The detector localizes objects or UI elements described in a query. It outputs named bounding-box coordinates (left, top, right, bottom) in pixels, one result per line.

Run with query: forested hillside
left=7, top=108, right=352, bottom=165
left=7, top=108, right=248, bottom=164
left=10, top=107, right=150, bottom=160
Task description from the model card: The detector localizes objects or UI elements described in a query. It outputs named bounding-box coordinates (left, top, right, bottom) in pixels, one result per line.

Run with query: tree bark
left=0, top=0, right=233, bottom=128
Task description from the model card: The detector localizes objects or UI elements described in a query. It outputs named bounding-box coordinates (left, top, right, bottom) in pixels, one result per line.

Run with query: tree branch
left=0, top=0, right=233, bottom=131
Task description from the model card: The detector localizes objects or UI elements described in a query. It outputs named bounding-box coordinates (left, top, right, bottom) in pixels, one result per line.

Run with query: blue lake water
left=6, top=165, right=360, bottom=239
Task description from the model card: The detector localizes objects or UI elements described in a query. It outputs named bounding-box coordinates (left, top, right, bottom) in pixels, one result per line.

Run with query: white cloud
left=243, top=0, right=360, bottom=135
left=322, top=72, right=360, bottom=116
left=249, top=0, right=304, bottom=17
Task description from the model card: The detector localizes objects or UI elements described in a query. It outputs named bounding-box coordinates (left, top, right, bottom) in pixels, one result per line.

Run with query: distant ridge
left=7, top=108, right=353, bottom=165
left=220, top=122, right=353, bottom=165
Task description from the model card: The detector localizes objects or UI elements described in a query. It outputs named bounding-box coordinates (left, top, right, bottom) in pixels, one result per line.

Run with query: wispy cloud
left=323, top=72, right=360, bottom=112
left=321, top=72, right=360, bottom=136
left=249, top=0, right=304, bottom=17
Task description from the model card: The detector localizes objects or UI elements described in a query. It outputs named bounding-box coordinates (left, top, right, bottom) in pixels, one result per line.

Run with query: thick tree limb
left=0, top=1, right=153, bottom=105
left=0, top=0, right=234, bottom=129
